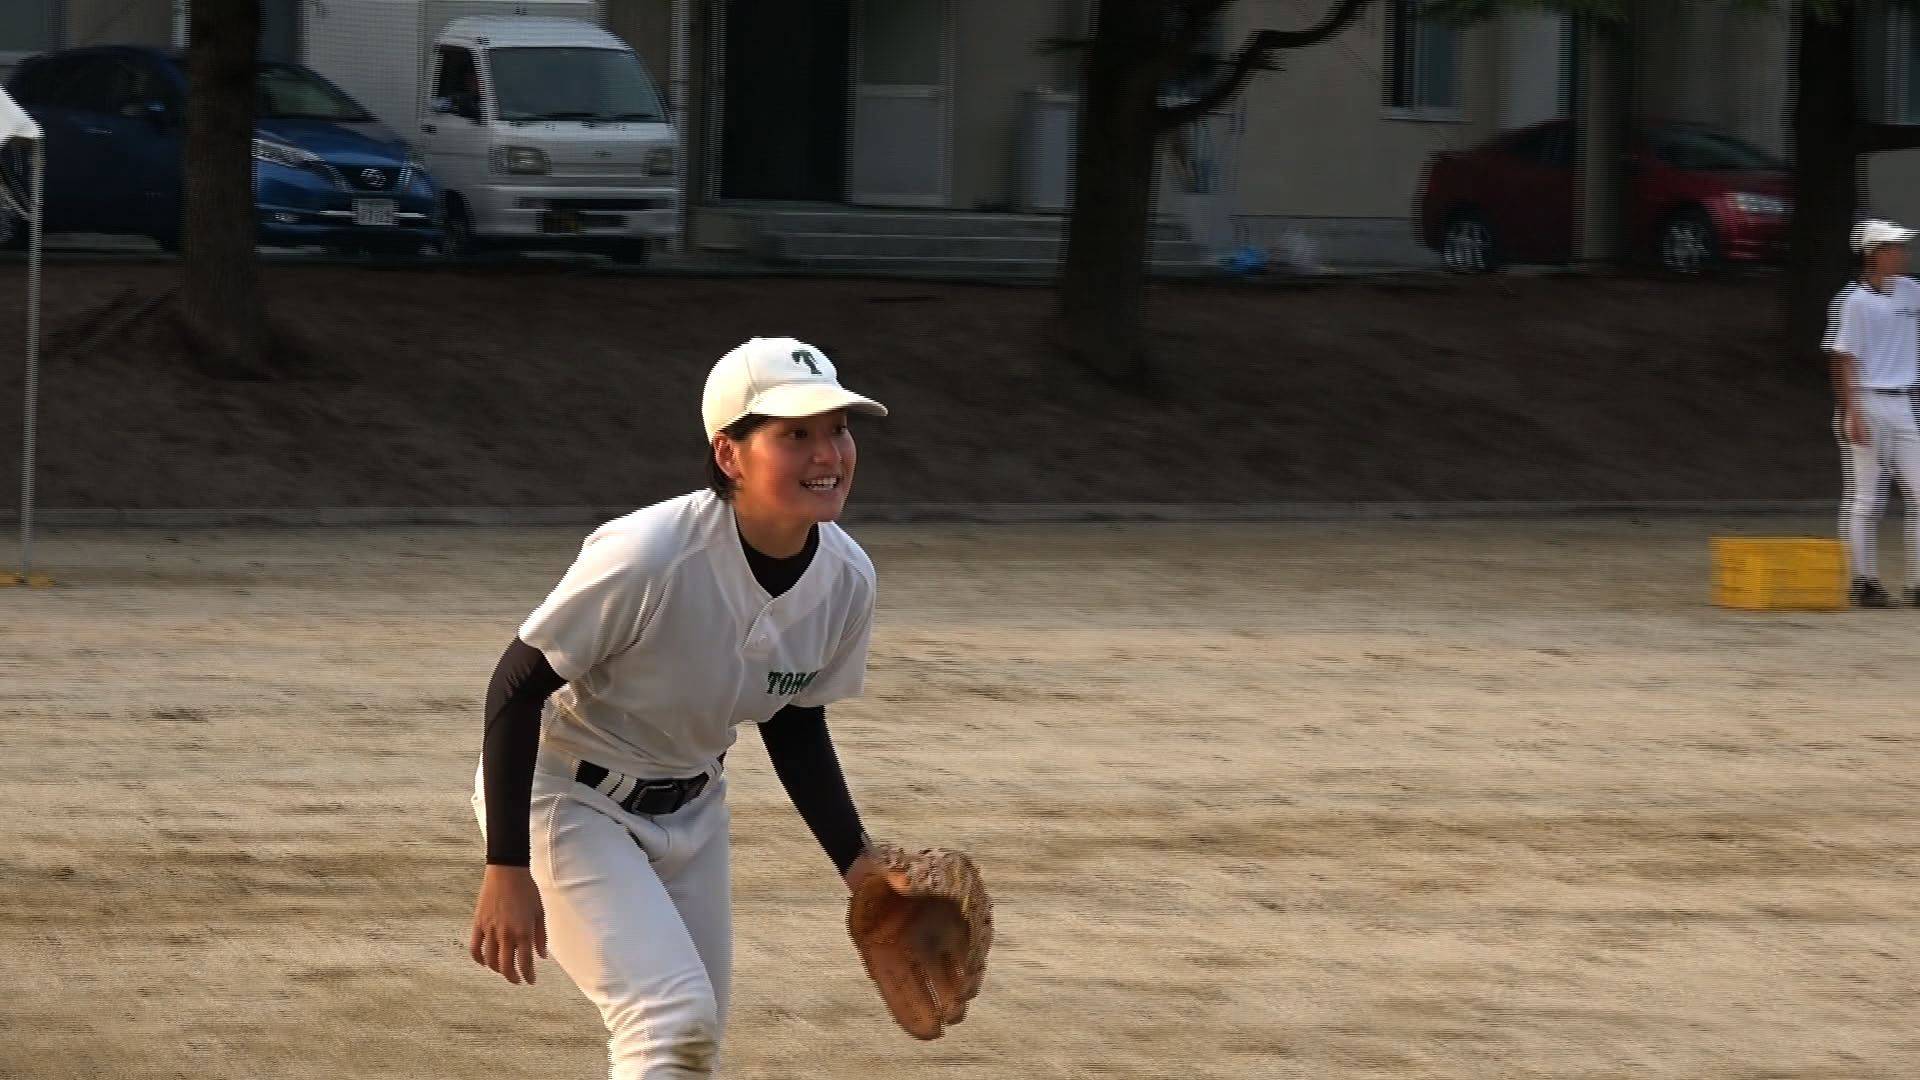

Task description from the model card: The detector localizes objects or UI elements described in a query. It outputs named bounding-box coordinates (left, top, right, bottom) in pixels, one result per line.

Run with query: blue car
left=2, top=46, right=439, bottom=255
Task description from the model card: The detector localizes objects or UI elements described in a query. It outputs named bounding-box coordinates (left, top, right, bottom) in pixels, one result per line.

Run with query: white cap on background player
left=1852, top=219, right=1917, bottom=254
left=702, top=337, right=889, bottom=440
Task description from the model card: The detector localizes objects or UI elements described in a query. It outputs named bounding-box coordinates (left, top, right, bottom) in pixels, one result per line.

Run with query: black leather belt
left=575, top=755, right=721, bottom=816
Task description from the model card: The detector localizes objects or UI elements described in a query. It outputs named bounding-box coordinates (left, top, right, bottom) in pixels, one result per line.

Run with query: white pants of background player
left=1837, top=389, right=1920, bottom=587
left=472, top=752, right=731, bottom=1080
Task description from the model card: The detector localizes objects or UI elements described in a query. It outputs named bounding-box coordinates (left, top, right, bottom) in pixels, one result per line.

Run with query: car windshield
left=488, top=47, right=666, bottom=123
left=257, top=62, right=373, bottom=121
left=1654, top=127, right=1784, bottom=172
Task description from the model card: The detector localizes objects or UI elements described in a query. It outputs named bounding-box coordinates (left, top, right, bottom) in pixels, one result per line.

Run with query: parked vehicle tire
left=1659, top=208, right=1719, bottom=276
left=440, top=194, right=485, bottom=261
left=1441, top=209, right=1497, bottom=274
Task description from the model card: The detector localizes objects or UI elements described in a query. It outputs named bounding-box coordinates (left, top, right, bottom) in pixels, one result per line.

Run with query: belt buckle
left=630, top=779, right=681, bottom=815
left=620, top=771, right=709, bottom=816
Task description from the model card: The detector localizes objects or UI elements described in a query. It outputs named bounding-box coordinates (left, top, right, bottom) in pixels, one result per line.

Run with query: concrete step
left=764, top=231, right=1205, bottom=263
left=758, top=209, right=1190, bottom=240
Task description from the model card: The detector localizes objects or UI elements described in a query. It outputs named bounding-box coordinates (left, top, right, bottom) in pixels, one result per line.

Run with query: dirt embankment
left=0, top=265, right=1831, bottom=508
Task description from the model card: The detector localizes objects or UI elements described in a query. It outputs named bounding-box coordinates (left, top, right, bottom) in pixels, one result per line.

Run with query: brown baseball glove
left=847, top=842, right=993, bottom=1040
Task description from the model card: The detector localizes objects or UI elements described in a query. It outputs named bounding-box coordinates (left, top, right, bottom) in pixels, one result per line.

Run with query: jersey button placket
left=742, top=599, right=777, bottom=652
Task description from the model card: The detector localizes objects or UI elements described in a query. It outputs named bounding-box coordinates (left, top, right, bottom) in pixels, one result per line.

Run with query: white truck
left=304, top=0, right=679, bottom=262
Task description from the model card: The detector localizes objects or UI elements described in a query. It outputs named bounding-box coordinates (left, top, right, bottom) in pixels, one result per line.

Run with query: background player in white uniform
left=467, top=337, right=893, bottom=1078
left=1825, top=219, right=1920, bottom=608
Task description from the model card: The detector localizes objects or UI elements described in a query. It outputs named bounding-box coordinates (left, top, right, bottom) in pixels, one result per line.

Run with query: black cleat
left=1853, top=579, right=1894, bottom=608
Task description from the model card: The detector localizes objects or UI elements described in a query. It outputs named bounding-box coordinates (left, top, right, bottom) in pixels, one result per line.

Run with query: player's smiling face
left=728, top=410, right=857, bottom=523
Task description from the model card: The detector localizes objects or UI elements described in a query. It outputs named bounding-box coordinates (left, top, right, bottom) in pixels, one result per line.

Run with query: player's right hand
left=470, top=865, right=548, bottom=986
left=1847, top=408, right=1871, bottom=448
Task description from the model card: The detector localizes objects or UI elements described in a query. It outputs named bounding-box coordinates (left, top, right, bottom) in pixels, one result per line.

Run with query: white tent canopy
left=2, top=85, right=45, bottom=586
left=0, top=86, right=40, bottom=143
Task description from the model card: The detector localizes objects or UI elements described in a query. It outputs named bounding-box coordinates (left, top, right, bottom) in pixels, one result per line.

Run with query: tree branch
left=1158, top=0, right=1377, bottom=128
left=1179, top=0, right=1238, bottom=23
left=1255, top=0, right=1377, bottom=47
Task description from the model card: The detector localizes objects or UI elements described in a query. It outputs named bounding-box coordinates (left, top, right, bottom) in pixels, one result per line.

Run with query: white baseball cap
left=1853, top=218, right=1917, bottom=254
left=701, top=337, right=888, bottom=441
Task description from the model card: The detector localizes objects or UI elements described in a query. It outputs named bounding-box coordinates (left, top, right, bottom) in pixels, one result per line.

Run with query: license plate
left=353, top=199, right=397, bottom=227
left=541, top=209, right=583, bottom=235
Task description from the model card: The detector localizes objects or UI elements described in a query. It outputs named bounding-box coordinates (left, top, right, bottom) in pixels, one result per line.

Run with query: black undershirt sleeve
left=482, top=526, right=864, bottom=872
left=758, top=704, right=869, bottom=876
left=483, top=639, right=869, bottom=873
left=482, top=637, right=566, bottom=867
left=743, top=524, right=867, bottom=874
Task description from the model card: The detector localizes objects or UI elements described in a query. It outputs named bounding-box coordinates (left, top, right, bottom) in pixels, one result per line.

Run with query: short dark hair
left=707, top=414, right=775, bottom=500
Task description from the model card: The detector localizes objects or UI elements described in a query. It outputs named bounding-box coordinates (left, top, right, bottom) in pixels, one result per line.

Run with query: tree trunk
left=1608, top=10, right=1638, bottom=268
left=1568, top=11, right=1635, bottom=269
left=1057, top=0, right=1168, bottom=390
left=1786, top=0, right=1859, bottom=371
left=182, top=0, right=268, bottom=378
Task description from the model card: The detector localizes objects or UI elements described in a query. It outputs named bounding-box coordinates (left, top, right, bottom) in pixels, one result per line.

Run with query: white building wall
left=1500, top=8, right=1568, bottom=131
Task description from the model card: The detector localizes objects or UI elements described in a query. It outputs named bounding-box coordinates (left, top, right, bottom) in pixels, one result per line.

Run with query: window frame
left=1382, top=0, right=1465, bottom=123
left=1886, top=3, right=1920, bottom=125
left=0, top=0, right=61, bottom=75
left=432, top=44, right=484, bottom=122
left=48, top=54, right=128, bottom=115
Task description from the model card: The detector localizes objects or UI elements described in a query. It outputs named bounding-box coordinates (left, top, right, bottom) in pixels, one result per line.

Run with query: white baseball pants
left=1838, top=388, right=1920, bottom=587
left=472, top=751, right=732, bottom=1080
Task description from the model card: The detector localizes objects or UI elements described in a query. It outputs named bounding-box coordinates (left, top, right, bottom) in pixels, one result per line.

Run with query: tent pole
left=20, top=141, right=40, bottom=581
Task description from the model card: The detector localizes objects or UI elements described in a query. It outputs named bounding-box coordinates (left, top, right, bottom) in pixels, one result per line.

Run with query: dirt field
left=2, top=516, right=1916, bottom=1080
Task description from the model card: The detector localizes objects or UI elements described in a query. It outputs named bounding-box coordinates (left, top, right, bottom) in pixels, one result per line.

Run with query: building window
left=1, top=0, right=58, bottom=69
left=1384, top=0, right=1462, bottom=119
left=1558, top=18, right=1576, bottom=117
left=1886, top=3, right=1920, bottom=123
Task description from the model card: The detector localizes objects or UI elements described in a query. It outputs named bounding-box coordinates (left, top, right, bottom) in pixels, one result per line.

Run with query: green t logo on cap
left=792, top=350, right=822, bottom=376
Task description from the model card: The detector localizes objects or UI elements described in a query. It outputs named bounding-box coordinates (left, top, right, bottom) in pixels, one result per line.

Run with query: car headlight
left=1732, top=193, right=1787, bottom=215
left=492, top=146, right=550, bottom=175
left=252, top=137, right=316, bottom=170
left=645, top=147, right=674, bottom=177
left=252, top=137, right=345, bottom=189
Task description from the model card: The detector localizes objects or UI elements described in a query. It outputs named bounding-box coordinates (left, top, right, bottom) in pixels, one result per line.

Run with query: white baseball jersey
left=1825, top=277, right=1920, bottom=389
left=519, top=489, right=877, bottom=778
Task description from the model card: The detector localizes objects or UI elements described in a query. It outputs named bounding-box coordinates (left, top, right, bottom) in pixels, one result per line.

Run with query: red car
left=1416, top=119, right=1791, bottom=274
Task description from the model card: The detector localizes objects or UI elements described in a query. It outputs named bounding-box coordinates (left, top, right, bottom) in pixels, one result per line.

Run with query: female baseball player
left=467, top=336, right=894, bottom=1078
left=1826, top=219, right=1920, bottom=607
